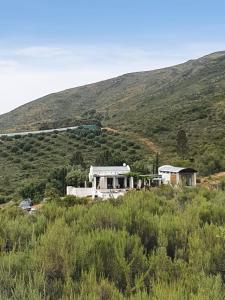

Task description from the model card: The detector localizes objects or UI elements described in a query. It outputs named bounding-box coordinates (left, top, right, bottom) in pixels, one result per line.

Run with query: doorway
left=107, top=177, right=113, bottom=189
left=118, top=177, right=125, bottom=189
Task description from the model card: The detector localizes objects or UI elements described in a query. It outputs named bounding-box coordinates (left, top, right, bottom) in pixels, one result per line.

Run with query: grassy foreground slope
left=0, top=51, right=225, bottom=171
left=1, top=188, right=225, bottom=299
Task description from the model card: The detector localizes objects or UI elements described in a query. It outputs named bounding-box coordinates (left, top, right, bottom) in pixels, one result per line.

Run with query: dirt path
left=102, top=127, right=118, bottom=133
left=200, top=172, right=225, bottom=189
left=103, top=127, right=160, bottom=154
left=137, top=137, right=160, bottom=154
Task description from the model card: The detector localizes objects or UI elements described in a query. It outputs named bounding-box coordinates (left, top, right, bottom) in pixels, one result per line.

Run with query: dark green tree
left=66, top=169, right=88, bottom=187
left=176, top=129, right=188, bottom=159
left=95, top=150, right=115, bottom=166
left=155, top=152, right=159, bottom=174
left=152, top=163, right=155, bottom=174
left=19, top=180, right=46, bottom=202
left=70, top=151, right=85, bottom=167
left=48, top=167, right=68, bottom=195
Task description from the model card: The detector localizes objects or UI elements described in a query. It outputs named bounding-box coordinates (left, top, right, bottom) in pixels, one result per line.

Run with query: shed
left=158, top=165, right=197, bottom=187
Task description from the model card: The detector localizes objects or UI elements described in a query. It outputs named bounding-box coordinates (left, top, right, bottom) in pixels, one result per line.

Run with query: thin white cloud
left=0, top=59, right=20, bottom=71
left=14, top=46, right=70, bottom=58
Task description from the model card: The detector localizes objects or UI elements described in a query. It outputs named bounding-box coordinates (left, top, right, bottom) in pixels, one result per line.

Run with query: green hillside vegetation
left=1, top=52, right=225, bottom=175
left=1, top=188, right=225, bottom=299
left=0, top=127, right=150, bottom=200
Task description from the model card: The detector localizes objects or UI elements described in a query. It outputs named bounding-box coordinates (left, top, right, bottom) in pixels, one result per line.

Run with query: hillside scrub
left=0, top=128, right=150, bottom=198
left=0, top=188, right=225, bottom=299
left=1, top=52, right=225, bottom=175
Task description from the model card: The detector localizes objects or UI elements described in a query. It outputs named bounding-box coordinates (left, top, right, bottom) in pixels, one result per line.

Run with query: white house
left=67, top=164, right=134, bottom=200
left=89, top=164, right=133, bottom=189
left=158, top=165, right=197, bottom=187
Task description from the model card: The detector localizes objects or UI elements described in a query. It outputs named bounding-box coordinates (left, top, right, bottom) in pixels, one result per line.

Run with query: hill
left=0, top=127, right=150, bottom=198
left=1, top=51, right=225, bottom=174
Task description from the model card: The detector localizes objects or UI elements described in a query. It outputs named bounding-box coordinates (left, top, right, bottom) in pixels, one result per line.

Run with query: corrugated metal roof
left=159, top=165, right=187, bottom=173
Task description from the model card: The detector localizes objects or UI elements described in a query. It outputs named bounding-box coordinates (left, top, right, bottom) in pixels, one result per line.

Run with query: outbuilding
left=158, top=165, right=197, bottom=187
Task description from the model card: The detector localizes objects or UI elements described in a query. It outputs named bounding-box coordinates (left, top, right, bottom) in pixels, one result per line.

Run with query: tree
left=48, top=167, right=68, bottom=195
left=95, top=150, right=115, bottom=166
left=152, top=163, right=156, bottom=174
left=18, top=180, right=46, bottom=202
left=176, top=129, right=188, bottom=159
left=66, top=168, right=88, bottom=187
left=44, top=184, right=61, bottom=200
left=132, top=160, right=152, bottom=174
left=70, top=151, right=85, bottom=167
left=155, top=152, right=159, bottom=174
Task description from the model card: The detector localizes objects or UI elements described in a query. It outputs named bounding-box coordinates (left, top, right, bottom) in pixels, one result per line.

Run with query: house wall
left=193, top=173, right=197, bottom=186
left=67, top=186, right=93, bottom=197
left=99, top=177, right=107, bottom=189
left=97, top=176, right=127, bottom=189
left=178, top=173, right=197, bottom=186
left=96, top=190, right=127, bottom=200
left=159, top=171, right=171, bottom=184
left=159, top=171, right=197, bottom=187
left=170, top=173, right=177, bottom=185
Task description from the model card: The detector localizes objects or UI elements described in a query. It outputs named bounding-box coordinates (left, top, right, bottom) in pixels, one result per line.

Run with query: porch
left=93, top=175, right=134, bottom=190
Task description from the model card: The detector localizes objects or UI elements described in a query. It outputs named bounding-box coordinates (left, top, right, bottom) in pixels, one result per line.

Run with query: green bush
left=60, top=195, right=89, bottom=207
left=18, top=180, right=46, bottom=202
left=0, top=195, right=10, bottom=204
left=0, top=189, right=225, bottom=298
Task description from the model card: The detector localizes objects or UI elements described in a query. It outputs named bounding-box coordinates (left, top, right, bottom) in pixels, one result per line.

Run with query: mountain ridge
left=1, top=51, right=225, bottom=174
left=2, top=50, right=225, bottom=128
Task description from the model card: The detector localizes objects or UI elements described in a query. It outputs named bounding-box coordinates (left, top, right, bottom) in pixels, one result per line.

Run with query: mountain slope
left=1, top=51, right=224, bottom=132
left=1, top=51, right=225, bottom=173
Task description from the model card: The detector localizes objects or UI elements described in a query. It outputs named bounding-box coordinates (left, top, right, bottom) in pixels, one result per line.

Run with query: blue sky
left=0, top=0, right=225, bottom=114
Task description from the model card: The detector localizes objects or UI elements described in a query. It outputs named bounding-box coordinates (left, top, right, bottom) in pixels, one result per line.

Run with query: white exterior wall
left=159, top=171, right=171, bottom=184
left=129, top=177, right=134, bottom=188
left=193, top=173, right=197, bottom=186
left=99, top=177, right=107, bottom=189
left=176, top=173, right=180, bottom=185
left=67, top=186, right=93, bottom=197
left=159, top=172, right=197, bottom=187
left=96, top=190, right=127, bottom=200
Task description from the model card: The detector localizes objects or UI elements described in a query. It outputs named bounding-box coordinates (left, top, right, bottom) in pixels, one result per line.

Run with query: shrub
left=113, top=142, right=121, bottom=149
left=18, top=180, right=46, bottom=202
left=66, top=169, right=87, bottom=187
left=60, top=195, right=89, bottom=207
left=23, top=144, right=32, bottom=152
left=0, top=195, right=10, bottom=204
left=1, top=152, right=9, bottom=158
left=38, top=135, right=45, bottom=141
left=13, top=158, right=21, bottom=164
left=11, top=146, right=20, bottom=154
